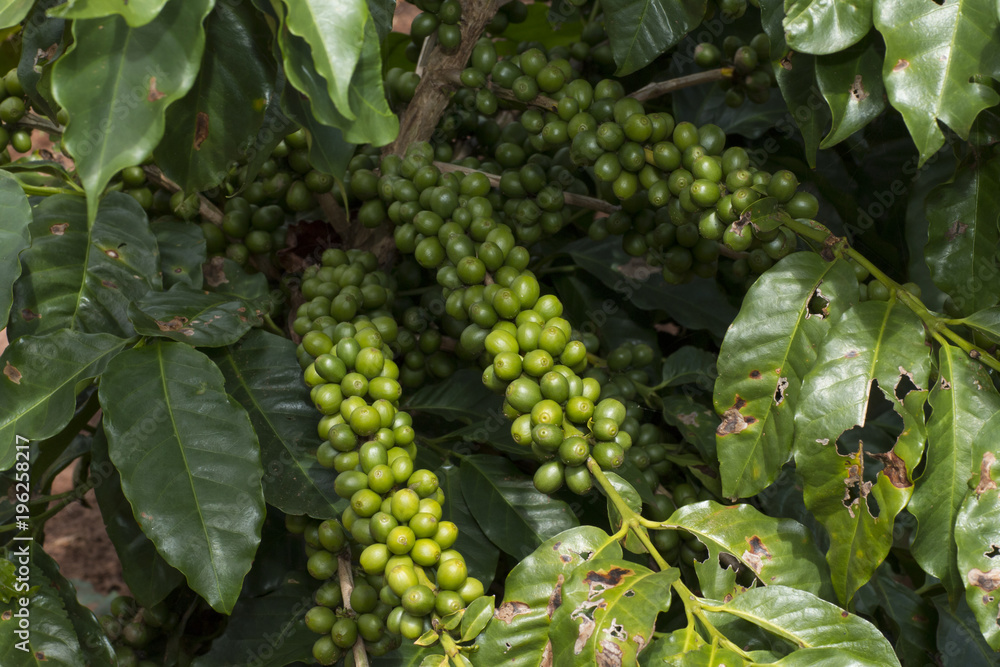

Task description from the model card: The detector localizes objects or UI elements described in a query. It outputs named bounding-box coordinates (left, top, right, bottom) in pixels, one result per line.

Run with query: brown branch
left=630, top=68, right=732, bottom=103
left=433, top=161, right=621, bottom=214
left=337, top=548, right=369, bottom=667
left=441, top=69, right=558, bottom=112
left=141, top=165, right=223, bottom=225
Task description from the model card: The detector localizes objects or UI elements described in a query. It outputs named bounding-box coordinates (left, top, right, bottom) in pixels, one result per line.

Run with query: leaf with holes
left=208, top=330, right=346, bottom=519
left=874, top=0, right=1000, bottom=165
left=910, top=344, right=1000, bottom=601
left=549, top=559, right=677, bottom=667
left=9, top=194, right=161, bottom=339
left=155, top=0, right=276, bottom=194
left=815, top=35, right=886, bottom=148
left=0, top=169, right=32, bottom=328
left=477, top=526, right=621, bottom=667
left=793, top=299, right=931, bottom=603
left=48, top=0, right=170, bottom=27
left=152, top=220, right=206, bottom=289
left=99, top=341, right=265, bottom=614
left=437, top=463, right=499, bottom=585
left=668, top=500, right=833, bottom=601
left=925, top=155, right=1000, bottom=316
left=703, top=585, right=900, bottom=665
left=460, top=455, right=579, bottom=560
left=784, top=0, right=873, bottom=55
left=602, top=0, right=707, bottom=76
left=128, top=284, right=264, bottom=348
left=714, top=253, right=857, bottom=499
left=0, top=330, right=130, bottom=471
left=50, top=0, right=213, bottom=220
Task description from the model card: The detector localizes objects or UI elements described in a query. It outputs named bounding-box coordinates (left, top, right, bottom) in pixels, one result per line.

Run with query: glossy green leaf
left=602, top=0, right=707, bottom=76
left=604, top=471, right=647, bottom=554
left=662, top=393, right=718, bottom=462
left=815, top=36, right=886, bottom=148
left=153, top=219, right=206, bottom=289
left=280, top=83, right=354, bottom=181
left=0, top=1, right=33, bottom=29
left=208, top=330, right=346, bottom=519
left=477, top=526, right=621, bottom=667
left=784, top=0, right=872, bottom=55
left=669, top=500, right=833, bottom=601
left=959, top=307, right=1000, bottom=343
left=460, top=595, right=495, bottom=642
left=202, top=256, right=273, bottom=308
left=934, top=594, right=1000, bottom=666
left=91, top=426, right=184, bottom=608
left=660, top=345, right=717, bottom=390
left=873, top=0, right=1000, bottom=165
left=437, top=463, right=499, bottom=585
left=925, top=155, right=1000, bottom=316
left=405, top=369, right=499, bottom=422
left=793, top=299, right=930, bottom=602
left=0, top=170, right=33, bottom=327
left=99, top=341, right=265, bottom=614
left=714, top=253, right=857, bottom=499
left=0, top=330, right=129, bottom=471
left=156, top=0, right=275, bottom=194
left=190, top=575, right=315, bottom=667
left=48, top=0, right=169, bottom=27
left=17, top=0, right=66, bottom=120
left=550, top=559, right=677, bottom=666
left=128, top=284, right=263, bottom=347
left=460, top=455, right=579, bottom=560
left=640, top=629, right=749, bottom=665
left=704, top=585, right=900, bottom=665
left=854, top=564, right=936, bottom=665
left=9, top=194, right=161, bottom=339
left=50, top=0, right=213, bottom=220
left=910, top=344, right=1000, bottom=600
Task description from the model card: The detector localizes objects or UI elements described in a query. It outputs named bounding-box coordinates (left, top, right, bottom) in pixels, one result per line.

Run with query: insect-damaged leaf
left=714, top=253, right=857, bottom=499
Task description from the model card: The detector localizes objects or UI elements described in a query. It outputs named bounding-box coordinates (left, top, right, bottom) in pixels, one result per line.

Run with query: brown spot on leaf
left=946, top=220, right=969, bottom=240
left=870, top=451, right=911, bottom=488
left=546, top=574, right=564, bottom=618
left=749, top=369, right=761, bottom=379
left=677, top=411, right=700, bottom=426
left=780, top=52, right=793, bottom=70
left=893, top=59, right=909, bottom=72
left=1, top=610, right=10, bottom=620
left=194, top=112, right=210, bottom=150
left=741, top=535, right=772, bottom=574
left=845, top=350, right=860, bottom=359
left=101, top=280, right=118, bottom=289
left=35, top=652, right=44, bottom=660
left=774, top=377, right=789, bottom=405
left=156, top=316, right=190, bottom=332
left=968, top=568, right=1000, bottom=592
left=596, top=636, right=625, bottom=666
left=495, top=601, right=530, bottom=624
left=203, top=256, right=230, bottom=287
left=584, top=567, right=631, bottom=589
left=718, top=406, right=749, bottom=436
left=975, top=452, right=998, bottom=497
left=842, top=610, right=850, bottom=618
left=105, top=248, right=119, bottom=259
left=4, top=362, right=22, bottom=384
left=33, top=44, right=59, bottom=72
left=540, top=641, right=554, bottom=667
left=850, top=75, right=869, bottom=102
left=843, top=454, right=874, bottom=519
left=20, top=308, right=40, bottom=321
left=50, top=222, right=69, bottom=235
left=940, top=376, right=951, bottom=390
left=148, top=76, right=166, bottom=101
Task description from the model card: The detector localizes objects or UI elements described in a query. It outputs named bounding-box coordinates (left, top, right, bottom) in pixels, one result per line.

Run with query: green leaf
left=934, top=594, right=1000, bottom=666
left=815, top=35, right=887, bottom=148
left=48, top=0, right=170, bottom=27
left=156, top=0, right=276, bottom=194
left=190, top=575, right=316, bottom=667
left=659, top=345, right=717, bottom=390
left=959, top=307, right=1000, bottom=344
left=405, top=369, right=498, bottom=422
left=91, top=426, right=184, bottom=607
left=99, top=341, right=265, bottom=614
left=17, top=0, right=66, bottom=120
left=793, top=299, right=931, bottom=603
left=873, top=0, right=1000, bottom=165
left=714, top=253, right=857, bottom=499
left=460, top=595, right=495, bottom=642
left=704, top=585, right=900, bottom=666
left=854, top=564, right=936, bottom=665
left=50, top=0, right=213, bottom=220
left=549, top=559, right=678, bottom=666
left=669, top=500, right=833, bottom=601
left=280, top=83, right=354, bottom=180
left=783, top=0, right=872, bottom=55
left=910, top=344, right=1000, bottom=601
left=477, top=526, right=621, bottom=667
left=0, top=331, right=129, bottom=471
left=201, top=256, right=273, bottom=308
left=127, top=284, right=264, bottom=347
left=925, top=155, right=1000, bottom=316
left=365, top=0, right=395, bottom=42
left=0, top=1, right=33, bottom=29
left=208, top=330, right=346, bottom=519
left=460, top=455, right=579, bottom=560
left=152, top=219, right=206, bottom=289
left=603, top=471, right=647, bottom=554
left=0, top=170, right=33, bottom=327
left=602, top=0, right=707, bottom=76
left=662, top=393, right=718, bottom=462
left=9, top=194, right=161, bottom=339
left=437, top=463, right=499, bottom=585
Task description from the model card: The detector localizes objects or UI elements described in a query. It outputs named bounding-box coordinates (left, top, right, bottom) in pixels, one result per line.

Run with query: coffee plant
left=1, top=0, right=999, bottom=664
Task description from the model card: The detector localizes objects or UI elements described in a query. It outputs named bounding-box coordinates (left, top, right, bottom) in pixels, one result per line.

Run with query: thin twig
left=337, top=548, right=369, bottom=667
left=441, top=70, right=558, bottom=111
left=141, top=165, right=224, bottom=225
left=630, top=68, right=732, bottom=103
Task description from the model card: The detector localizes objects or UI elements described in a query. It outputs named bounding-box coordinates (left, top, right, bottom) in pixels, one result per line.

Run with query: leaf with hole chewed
left=99, top=341, right=265, bottom=614
left=670, top=500, right=833, bottom=601
left=602, top=0, right=706, bottom=76
left=550, top=559, right=677, bottom=667
left=0, top=330, right=130, bottom=471
left=208, top=330, right=346, bottom=519
left=477, top=526, right=621, bottom=667
left=815, top=35, right=886, bottom=149
left=128, top=284, right=264, bottom=348
left=437, top=463, right=499, bottom=585
left=714, top=253, right=857, bottom=499
left=51, top=0, right=213, bottom=220
left=784, top=0, right=873, bottom=55
left=155, top=0, right=276, bottom=194
left=48, top=0, right=170, bottom=27
left=9, top=194, right=161, bottom=340
left=460, top=455, right=579, bottom=560
left=0, top=170, right=32, bottom=327
left=925, top=155, right=1000, bottom=316
left=874, top=0, right=1000, bottom=165
left=794, top=299, right=931, bottom=603
left=910, top=344, right=1000, bottom=602
left=703, top=585, right=900, bottom=665
left=954, top=412, right=1000, bottom=649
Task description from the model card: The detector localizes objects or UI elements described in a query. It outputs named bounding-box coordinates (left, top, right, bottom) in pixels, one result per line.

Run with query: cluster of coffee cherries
left=693, top=33, right=774, bottom=107
left=98, top=595, right=176, bottom=667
